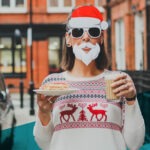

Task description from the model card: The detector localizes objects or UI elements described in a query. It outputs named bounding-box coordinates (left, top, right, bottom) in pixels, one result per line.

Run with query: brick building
left=107, top=0, right=148, bottom=71
left=0, top=0, right=105, bottom=92
left=0, top=0, right=149, bottom=93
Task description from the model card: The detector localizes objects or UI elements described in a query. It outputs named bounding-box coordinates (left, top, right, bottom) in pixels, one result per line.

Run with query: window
left=95, top=0, right=102, bottom=6
left=48, top=37, right=62, bottom=73
left=94, top=0, right=105, bottom=13
left=0, top=37, right=26, bottom=74
left=0, top=38, right=12, bottom=73
left=0, top=0, right=26, bottom=13
left=134, top=13, right=144, bottom=70
left=14, top=38, right=26, bottom=73
left=47, top=0, right=75, bottom=13
left=115, top=19, right=126, bottom=70
left=16, top=0, right=24, bottom=7
left=2, top=0, right=10, bottom=7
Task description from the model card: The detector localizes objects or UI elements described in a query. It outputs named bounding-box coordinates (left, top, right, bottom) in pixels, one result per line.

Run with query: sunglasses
left=68, top=27, right=101, bottom=38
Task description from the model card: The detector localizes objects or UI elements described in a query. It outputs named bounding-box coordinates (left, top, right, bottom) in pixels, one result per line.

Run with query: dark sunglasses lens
left=72, top=28, right=83, bottom=37
left=89, top=28, right=100, bottom=37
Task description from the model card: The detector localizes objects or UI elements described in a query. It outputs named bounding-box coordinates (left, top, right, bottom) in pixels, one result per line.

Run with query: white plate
left=33, top=88, right=79, bottom=96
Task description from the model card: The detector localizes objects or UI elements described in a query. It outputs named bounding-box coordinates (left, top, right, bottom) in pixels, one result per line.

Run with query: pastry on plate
left=40, top=82, right=69, bottom=90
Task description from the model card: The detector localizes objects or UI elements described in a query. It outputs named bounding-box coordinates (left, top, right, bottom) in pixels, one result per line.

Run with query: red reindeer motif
left=60, top=104, right=78, bottom=123
left=87, top=103, right=107, bottom=121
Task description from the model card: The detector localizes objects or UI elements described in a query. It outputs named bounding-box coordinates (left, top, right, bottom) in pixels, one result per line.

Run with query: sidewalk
left=1, top=93, right=40, bottom=150
left=2, top=93, right=38, bottom=130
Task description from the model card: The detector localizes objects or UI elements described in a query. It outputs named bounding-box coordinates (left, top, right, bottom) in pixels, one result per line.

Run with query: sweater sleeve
left=122, top=99, right=145, bottom=150
left=33, top=115, right=54, bottom=150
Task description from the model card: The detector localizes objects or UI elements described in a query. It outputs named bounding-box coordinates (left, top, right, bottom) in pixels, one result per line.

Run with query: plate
left=33, top=88, right=79, bottom=96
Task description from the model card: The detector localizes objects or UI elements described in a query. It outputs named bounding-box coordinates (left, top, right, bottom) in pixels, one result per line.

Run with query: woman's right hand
left=37, top=94, right=57, bottom=126
left=37, top=94, right=54, bottom=113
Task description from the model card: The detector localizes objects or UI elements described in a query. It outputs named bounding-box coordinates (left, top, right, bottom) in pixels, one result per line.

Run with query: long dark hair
left=60, top=5, right=110, bottom=71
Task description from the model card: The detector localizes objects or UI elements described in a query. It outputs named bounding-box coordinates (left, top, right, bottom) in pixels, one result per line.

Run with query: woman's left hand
left=111, top=73, right=136, bottom=100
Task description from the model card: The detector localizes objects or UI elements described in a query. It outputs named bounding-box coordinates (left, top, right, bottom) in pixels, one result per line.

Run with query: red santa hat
left=68, top=6, right=108, bottom=30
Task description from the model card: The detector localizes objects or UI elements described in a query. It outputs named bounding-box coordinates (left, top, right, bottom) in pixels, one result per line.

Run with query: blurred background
left=0, top=0, right=150, bottom=150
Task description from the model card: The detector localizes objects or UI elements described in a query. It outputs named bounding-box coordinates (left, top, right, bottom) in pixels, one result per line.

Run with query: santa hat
left=68, top=6, right=108, bottom=30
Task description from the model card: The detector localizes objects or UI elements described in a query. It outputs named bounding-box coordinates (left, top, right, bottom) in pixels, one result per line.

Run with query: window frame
left=94, top=0, right=105, bottom=13
left=0, top=0, right=27, bottom=13
left=115, top=19, right=126, bottom=70
left=0, top=37, right=27, bottom=77
left=134, top=13, right=144, bottom=70
left=48, top=36, right=63, bottom=73
left=47, top=0, right=75, bottom=13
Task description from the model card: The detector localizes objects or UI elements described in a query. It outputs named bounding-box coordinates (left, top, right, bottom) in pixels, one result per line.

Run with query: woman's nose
left=82, top=31, right=90, bottom=41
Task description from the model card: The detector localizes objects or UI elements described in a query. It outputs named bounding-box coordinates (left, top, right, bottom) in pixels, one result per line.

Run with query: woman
left=33, top=5, right=145, bottom=150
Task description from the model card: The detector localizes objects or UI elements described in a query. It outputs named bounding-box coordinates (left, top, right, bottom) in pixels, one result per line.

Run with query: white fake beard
left=73, top=42, right=100, bottom=66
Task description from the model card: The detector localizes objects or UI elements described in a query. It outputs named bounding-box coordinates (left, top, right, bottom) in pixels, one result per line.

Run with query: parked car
left=0, top=73, right=16, bottom=149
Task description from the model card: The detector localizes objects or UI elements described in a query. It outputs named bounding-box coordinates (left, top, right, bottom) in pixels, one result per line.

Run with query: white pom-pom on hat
left=101, top=21, right=108, bottom=30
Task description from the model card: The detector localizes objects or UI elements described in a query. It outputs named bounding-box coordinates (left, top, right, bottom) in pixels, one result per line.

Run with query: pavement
left=1, top=93, right=38, bottom=130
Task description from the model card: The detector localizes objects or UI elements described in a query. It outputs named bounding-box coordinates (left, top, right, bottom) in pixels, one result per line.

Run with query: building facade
left=0, top=0, right=96, bottom=91
left=0, top=0, right=149, bottom=92
left=106, top=0, right=148, bottom=71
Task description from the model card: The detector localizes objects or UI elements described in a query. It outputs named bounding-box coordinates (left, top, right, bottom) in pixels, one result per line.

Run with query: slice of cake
left=40, top=82, right=69, bottom=90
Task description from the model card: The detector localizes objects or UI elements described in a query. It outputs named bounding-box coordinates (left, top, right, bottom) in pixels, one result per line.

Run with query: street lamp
left=106, top=0, right=112, bottom=70
left=14, top=29, right=24, bottom=108
left=28, top=0, right=35, bottom=115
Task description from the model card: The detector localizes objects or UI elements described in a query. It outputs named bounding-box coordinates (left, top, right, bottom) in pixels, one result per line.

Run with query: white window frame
left=115, top=19, right=126, bottom=70
left=94, top=0, right=105, bottom=13
left=0, top=0, right=27, bottom=13
left=47, top=0, right=75, bottom=13
left=0, top=37, right=27, bottom=73
left=135, top=13, right=144, bottom=70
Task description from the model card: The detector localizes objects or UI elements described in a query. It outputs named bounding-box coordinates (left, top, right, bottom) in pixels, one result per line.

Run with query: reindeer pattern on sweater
left=42, top=71, right=123, bottom=132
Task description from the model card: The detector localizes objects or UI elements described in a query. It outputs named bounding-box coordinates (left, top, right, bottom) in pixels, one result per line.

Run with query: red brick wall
left=0, top=14, right=29, bottom=24
left=110, top=0, right=146, bottom=70
left=131, top=0, right=146, bottom=10
left=143, top=10, right=147, bottom=70
left=124, top=14, right=135, bottom=70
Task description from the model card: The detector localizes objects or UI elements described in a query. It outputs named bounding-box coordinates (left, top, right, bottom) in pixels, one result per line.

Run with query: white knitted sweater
left=34, top=71, right=145, bottom=150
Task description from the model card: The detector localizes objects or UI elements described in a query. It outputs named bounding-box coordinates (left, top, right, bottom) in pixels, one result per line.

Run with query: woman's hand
left=111, top=73, right=136, bottom=104
left=37, top=94, right=58, bottom=125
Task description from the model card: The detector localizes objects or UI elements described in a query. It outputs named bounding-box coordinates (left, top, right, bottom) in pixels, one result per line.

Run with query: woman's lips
left=82, top=47, right=91, bottom=52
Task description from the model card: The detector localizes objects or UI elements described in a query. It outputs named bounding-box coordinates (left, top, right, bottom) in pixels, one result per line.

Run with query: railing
left=124, top=71, right=150, bottom=93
